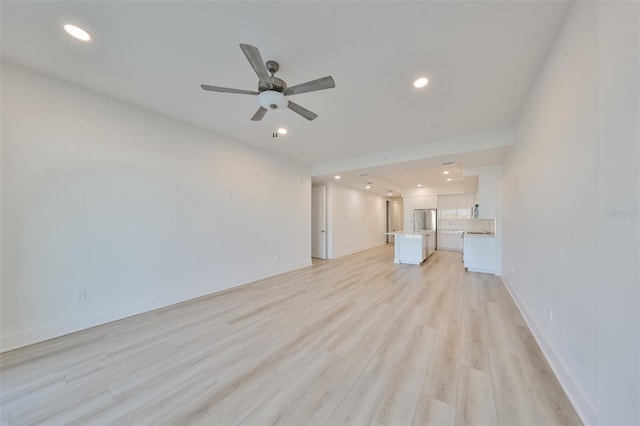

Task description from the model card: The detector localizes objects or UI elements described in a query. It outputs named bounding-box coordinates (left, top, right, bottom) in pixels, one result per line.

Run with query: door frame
left=386, top=200, right=391, bottom=243
left=311, top=185, right=327, bottom=259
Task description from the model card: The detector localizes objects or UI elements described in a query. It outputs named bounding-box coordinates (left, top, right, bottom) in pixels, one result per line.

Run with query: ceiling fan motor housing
left=259, top=90, right=289, bottom=110
left=259, top=61, right=287, bottom=93
left=259, top=76, right=287, bottom=93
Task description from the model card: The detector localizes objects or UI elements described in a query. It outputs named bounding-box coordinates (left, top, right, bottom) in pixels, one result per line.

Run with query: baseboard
left=500, top=276, right=598, bottom=426
left=330, top=241, right=386, bottom=259
left=467, top=267, right=495, bottom=274
left=0, top=260, right=312, bottom=353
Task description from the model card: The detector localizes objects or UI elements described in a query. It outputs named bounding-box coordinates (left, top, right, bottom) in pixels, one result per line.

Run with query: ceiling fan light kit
left=201, top=43, right=335, bottom=125
left=259, top=91, right=288, bottom=110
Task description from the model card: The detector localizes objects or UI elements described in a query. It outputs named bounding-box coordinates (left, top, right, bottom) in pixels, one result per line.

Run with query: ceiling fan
left=201, top=44, right=335, bottom=122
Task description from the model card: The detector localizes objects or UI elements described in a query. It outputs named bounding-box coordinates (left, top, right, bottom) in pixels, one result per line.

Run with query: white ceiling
left=1, top=1, right=570, bottom=187
left=313, top=146, right=510, bottom=198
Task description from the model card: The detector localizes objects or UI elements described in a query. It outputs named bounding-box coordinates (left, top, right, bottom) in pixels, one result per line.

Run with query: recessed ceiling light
left=64, top=24, right=91, bottom=41
left=365, top=185, right=371, bottom=189
left=413, top=77, right=429, bottom=88
left=447, top=178, right=452, bottom=182
left=277, top=128, right=288, bottom=135
left=334, top=175, right=341, bottom=180
left=388, top=192, right=393, bottom=196
left=443, top=170, right=449, bottom=175
left=417, top=184, right=422, bottom=187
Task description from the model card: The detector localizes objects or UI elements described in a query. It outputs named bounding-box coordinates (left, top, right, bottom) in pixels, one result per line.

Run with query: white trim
left=466, top=267, right=496, bottom=274
left=0, top=260, right=311, bottom=353
left=330, top=242, right=387, bottom=259
left=501, top=276, right=597, bottom=426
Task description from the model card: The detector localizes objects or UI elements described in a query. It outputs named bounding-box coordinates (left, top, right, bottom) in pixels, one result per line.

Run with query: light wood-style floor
left=0, top=245, right=581, bottom=425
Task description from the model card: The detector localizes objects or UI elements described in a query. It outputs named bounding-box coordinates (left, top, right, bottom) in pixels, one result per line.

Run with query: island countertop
left=386, top=230, right=435, bottom=237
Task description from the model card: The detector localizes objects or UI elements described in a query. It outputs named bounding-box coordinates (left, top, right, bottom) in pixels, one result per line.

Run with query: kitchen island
left=388, top=231, right=436, bottom=265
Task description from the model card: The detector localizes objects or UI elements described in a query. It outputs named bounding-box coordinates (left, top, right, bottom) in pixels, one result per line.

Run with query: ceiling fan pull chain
left=273, top=110, right=278, bottom=138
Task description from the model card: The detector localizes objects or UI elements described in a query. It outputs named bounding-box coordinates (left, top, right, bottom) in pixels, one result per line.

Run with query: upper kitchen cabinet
left=466, top=194, right=477, bottom=213
left=413, top=195, right=438, bottom=210
left=457, top=194, right=477, bottom=219
left=477, top=174, right=497, bottom=219
left=438, top=194, right=477, bottom=220
left=438, top=195, right=456, bottom=220
left=455, top=194, right=466, bottom=218
left=402, top=195, right=437, bottom=231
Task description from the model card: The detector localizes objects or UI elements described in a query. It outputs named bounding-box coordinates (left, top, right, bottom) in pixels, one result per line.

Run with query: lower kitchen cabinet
left=436, top=231, right=464, bottom=251
left=463, top=235, right=496, bottom=274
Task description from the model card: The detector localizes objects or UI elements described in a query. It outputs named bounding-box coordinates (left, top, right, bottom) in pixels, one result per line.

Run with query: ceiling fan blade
left=251, top=106, right=268, bottom=121
left=239, top=44, right=271, bottom=89
left=284, top=76, right=335, bottom=96
left=287, top=101, right=318, bottom=121
left=201, top=84, right=258, bottom=95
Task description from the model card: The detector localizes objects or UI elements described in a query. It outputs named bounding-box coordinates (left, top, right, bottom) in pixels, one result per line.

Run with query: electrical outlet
left=75, top=288, right=86, bottom=301
left=548, top=309, right=553, bottom=324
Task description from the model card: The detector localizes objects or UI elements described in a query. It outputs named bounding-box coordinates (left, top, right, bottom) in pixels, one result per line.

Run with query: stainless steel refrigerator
left=414, top=209, right=437, bottom=232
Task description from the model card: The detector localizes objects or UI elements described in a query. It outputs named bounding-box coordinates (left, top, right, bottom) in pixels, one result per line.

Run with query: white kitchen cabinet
left=426, top=232, right=436, bottom=258
left=456, top=194, right=469, bottom=219
left=437, top=232, right=449, bottom=249
left=477, top=175, right=497, bottom=219
left=438, top=196, right=451, bottom=219
left=463, top=234, right=496, bottom=273
left=436, top=231, right=464, bottom=251
left=438, top=194, right=477, bottom=220
left=454, top=232, right=464, bottom=250
left=392, top=231, right=435, bottom=265
left=427, top=196, right=438, bottom=209
left=466, top=194, right=477, bottom=217
left=404, top=196, right=438, bottom=231
left=438, top=194, right=454, bottom=219
left=414, top=195, right=438, bottom=210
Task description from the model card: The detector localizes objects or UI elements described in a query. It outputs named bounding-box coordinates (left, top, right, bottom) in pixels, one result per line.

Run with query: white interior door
left=311, top=186, right=327, bottom=259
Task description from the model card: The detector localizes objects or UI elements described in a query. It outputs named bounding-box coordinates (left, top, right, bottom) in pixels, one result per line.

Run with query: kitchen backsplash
left=438, top=218, right=496, bottom=233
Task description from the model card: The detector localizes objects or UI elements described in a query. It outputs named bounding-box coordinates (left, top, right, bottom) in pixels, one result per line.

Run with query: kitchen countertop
left=463, top=232, right=495, bottom=238
left=386, top=230, right=435, bottom=236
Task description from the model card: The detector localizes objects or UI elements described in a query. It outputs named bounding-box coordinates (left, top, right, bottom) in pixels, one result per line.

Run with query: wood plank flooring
left=0, top=245, right=582, bottom=425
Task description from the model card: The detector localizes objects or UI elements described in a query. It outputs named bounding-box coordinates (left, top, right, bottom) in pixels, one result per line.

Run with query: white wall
left=0, top=62, right=312, bottom=352
left=501, top=2, right=639, bottom=424
left=326, top=183, right=385, bottom=258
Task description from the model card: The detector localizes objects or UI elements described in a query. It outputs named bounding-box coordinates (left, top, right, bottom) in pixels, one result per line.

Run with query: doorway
left=386, top=200, right=392, bottom=243
left=387, top=199, right=404, bottom=243
left=311, top=186, right=327, bottom=259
